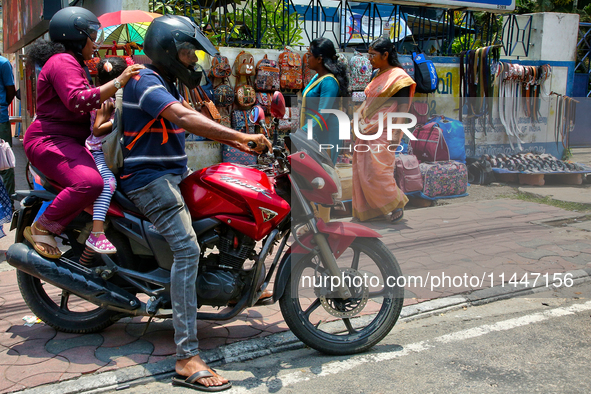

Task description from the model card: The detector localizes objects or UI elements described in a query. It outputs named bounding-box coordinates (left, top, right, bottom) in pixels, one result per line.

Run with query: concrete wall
left=502, top=13, right=579, bottom=63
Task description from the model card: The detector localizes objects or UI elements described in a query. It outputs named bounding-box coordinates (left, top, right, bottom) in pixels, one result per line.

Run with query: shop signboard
left=342, top=3, right=412, bottom=44
left=2, top=0, right=62, bottom=53
left=371, top=0, right=515, bottom=12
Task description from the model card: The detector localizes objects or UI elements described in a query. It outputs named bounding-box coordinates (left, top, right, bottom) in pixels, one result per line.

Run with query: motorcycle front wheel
left=279, top=237, right=404, bottom=355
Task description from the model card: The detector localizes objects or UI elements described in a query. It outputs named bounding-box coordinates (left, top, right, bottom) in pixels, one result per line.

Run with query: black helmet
left=49, top=6, right=101, bottom=42
left=144, top=15, right=218, bottom=89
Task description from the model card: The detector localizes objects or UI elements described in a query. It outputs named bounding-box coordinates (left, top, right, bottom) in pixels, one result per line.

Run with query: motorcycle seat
left=112, top=190, right=142, bottom=215
left=31, top=164, right=143, bottom=216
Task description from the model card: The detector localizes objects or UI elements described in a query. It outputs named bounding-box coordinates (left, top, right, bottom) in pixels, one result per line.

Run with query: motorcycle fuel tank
left=180, top=163, right=290, bottom=241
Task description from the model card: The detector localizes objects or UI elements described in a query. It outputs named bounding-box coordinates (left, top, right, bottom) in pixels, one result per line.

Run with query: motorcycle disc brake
left=315, top=268, right=370, bottom=318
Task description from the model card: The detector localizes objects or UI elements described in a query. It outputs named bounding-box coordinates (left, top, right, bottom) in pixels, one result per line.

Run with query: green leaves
left=150, top=0, right=304, bottom=48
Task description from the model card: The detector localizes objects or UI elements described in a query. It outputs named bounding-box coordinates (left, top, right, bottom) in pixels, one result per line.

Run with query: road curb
left=15, top=268, right=591, bottom=394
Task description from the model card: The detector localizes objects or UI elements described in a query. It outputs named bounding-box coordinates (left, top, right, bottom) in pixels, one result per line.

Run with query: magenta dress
left=24, top=53, right=104, bottom=234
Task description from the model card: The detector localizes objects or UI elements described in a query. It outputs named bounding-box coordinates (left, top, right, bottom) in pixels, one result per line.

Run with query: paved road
left=107, top=281, right=591, bottom=394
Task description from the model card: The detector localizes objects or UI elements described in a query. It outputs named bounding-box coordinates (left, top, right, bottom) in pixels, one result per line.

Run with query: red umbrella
left=98, top=10, right=162, bottom=27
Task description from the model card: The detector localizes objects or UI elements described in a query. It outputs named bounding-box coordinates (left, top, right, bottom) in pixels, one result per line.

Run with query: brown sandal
left=23, top=223, right=62, bottom=259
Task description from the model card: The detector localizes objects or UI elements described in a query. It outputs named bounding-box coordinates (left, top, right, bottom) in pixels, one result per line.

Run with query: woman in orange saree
left=352, top=37, right=416, bottom=223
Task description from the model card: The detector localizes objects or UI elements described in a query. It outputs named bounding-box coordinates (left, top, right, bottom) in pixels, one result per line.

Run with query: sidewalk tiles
left=0, top=199, right=590, bottom=393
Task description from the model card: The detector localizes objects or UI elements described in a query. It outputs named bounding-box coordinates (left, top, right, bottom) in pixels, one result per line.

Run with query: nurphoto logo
left=304, top=109, right=418, bottom=153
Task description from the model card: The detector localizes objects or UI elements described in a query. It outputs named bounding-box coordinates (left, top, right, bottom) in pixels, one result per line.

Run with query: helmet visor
left=74, top=17, right=101, bottom=42
left=172, top=28, right=218, bottom=57
left=87, top=22, right=101, bottom=39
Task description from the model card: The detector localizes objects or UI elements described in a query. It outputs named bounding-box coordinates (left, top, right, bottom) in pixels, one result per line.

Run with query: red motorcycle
left=7, top=93, right=404, bottom=355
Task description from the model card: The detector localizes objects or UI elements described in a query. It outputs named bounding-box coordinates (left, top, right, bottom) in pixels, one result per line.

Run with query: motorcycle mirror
left=270, top=91, right=286, bottom=119
left=248, top=105, right=266, bottom=125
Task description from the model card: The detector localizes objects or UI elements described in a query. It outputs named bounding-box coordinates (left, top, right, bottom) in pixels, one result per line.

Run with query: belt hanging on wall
left=495, top=62, right=552, bottom=151
left=550, top=91, right=578, bottom=152
left=459, top=45, right=501, bottom=128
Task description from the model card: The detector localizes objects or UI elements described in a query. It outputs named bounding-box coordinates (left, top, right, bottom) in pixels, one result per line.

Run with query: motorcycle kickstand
left=142, top=296, right=163, bottom=335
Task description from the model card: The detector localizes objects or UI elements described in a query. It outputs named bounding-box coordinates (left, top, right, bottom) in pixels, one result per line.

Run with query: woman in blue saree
left=300, top=38, right=349, bottom=164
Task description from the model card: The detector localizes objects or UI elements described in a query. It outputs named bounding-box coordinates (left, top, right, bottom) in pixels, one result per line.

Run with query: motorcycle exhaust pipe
left=7, top=243, right=141, bottom=311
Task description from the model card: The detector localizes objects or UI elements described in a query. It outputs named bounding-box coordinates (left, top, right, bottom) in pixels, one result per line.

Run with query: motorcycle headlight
left=321, top=163, right=342, bottom=202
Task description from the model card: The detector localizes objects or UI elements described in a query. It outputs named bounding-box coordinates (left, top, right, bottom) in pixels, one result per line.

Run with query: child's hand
left=93, top=100, right=116, bottom=137
left=117, top=64, right=145, bottom=87
left=96, top=100, right=115, bottom=125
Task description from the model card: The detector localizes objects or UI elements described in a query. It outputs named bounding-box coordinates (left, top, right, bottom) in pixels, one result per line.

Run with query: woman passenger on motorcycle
left=23, top=7, right=143, bottom=258
left=300, top=38, right=350, bottom=165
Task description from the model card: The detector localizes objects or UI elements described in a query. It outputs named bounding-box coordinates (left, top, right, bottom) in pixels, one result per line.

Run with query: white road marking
left=228, top=300, right=591, bottom=393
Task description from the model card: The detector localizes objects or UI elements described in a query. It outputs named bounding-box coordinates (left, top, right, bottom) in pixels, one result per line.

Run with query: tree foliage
left=150, top=0, right=304, bottom=48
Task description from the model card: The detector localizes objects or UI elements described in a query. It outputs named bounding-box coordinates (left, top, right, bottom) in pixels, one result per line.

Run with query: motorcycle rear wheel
left=16, top=232, right=134, bottom=334
left=279, top=237, right=404, bottom=355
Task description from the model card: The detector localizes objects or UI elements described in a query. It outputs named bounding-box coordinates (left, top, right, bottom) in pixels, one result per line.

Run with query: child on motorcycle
left=84, top=57, right=128, bottom=254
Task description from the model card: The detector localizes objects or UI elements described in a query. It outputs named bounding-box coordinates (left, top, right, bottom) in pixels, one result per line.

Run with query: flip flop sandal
left=23, top=226, right=62, bottom=259
left=390, top=208, right=404, bottom=224
left=171, top=370, right=232, bottom=392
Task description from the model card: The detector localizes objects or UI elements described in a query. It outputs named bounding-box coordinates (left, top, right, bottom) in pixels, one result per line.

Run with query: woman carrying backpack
left=300, top=38, right=349, bottom=164
left=352, top=37, right=415, bottom=224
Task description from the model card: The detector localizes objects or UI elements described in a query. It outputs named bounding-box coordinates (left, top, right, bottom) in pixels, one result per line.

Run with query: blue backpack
left=429, top=116, right=466, bottom=164
left=412, top=52, right=438, bottom=94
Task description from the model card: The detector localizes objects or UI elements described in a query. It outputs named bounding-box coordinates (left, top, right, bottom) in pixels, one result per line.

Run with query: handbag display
left=410, top=123, right=450, bottom=163
left=195, top=86, right=221, bottom=122
left=211, top=54, right=232, bottom=78
left=222, top=144, right=257, bottom=166
left=235, top=79, right=256, bottom=108
left=412, top=52, right=438, bottom=94
left=254, top=54, right=281, bottom=91
left=233, top=50, right=255, bottom=77
left=219, top=107, right=232, bottom=129
left=352, top=91, right=366, bottom=103
left=419, top=161, right=468, bottom=198
left=231, top=110, right=255, bottom=134
left=427, top=116, right=466, bottom=163
left=278, top=48, right=303, bottom=90
left=410, top=101, right=429, bottom=124
left=302, top=52, right=317, bottom=87
left=255, top=92, right=272, bottom=114
left=348, top=51, right=372, bottom=92
left=278, top=107, right=299, bottom=131
left=398, top=55, right=415, bottom=80
left=213, top=79, right=235, bottom=108
left=394, top=154, right=423, bottom=193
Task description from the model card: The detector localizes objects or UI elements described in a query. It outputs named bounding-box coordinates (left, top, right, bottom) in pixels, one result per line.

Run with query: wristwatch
left=114, top=79, right=122, bottom=90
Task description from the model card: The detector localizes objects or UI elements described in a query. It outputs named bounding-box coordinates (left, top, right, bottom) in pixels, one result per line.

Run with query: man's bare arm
left=160, top=102, right=272, bottom=153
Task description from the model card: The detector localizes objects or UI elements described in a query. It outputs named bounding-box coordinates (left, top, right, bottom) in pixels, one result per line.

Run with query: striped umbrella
left=97, top=11, right=162, bottom=55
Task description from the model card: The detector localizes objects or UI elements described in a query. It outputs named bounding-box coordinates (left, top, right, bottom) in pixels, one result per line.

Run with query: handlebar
left=248, top=140, right=269, bottom=155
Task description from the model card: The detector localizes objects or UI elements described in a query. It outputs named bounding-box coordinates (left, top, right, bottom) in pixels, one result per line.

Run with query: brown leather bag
left=195, top=86, right=221, bottom=122
left=394, top=154, right=423, bottom=193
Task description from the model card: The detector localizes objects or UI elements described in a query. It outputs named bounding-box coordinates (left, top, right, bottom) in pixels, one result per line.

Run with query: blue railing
left=149, top=0, right=529, bottom=57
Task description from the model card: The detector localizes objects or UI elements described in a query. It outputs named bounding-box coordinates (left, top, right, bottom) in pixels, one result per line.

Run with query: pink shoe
left=86, top=232, right=117, bottom=254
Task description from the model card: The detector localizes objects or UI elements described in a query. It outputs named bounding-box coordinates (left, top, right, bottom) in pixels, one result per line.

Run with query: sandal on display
left=23, top=224, right=62, bottom=259
left=171, top=369, right=232, bottom=392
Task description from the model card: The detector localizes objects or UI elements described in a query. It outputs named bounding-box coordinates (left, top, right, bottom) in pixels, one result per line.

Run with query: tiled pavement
left=1, top=199, right=591, bottom=393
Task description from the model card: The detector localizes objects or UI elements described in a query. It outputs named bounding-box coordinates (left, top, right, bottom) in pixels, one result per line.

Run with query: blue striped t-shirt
left=119, top=67, right=187, bottom=194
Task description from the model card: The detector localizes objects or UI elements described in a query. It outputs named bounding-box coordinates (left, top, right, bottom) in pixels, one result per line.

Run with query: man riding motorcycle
left=119, top=15, right=271, bottom=391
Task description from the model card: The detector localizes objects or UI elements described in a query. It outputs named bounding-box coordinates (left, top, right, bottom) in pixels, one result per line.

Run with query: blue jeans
left=127, top=174, right=200, bottom=360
